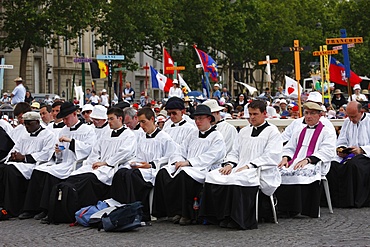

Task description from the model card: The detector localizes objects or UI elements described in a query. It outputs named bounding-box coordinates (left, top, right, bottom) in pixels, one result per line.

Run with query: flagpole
left=194, top=44, right=212, bottom=98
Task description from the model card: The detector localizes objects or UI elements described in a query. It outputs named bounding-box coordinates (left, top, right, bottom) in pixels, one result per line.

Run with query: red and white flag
left=163, top=48, right=174, bottom=75
left=285, top=76, right=303, bottom=97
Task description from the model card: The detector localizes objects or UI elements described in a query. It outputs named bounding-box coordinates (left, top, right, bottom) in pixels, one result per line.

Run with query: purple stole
left=288, top=121, right=324, bottom=165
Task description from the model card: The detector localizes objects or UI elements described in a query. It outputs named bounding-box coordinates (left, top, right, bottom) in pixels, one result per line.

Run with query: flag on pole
left=201, top=75, right=210, bottom=98
left=285, top=76, right=303, bottom=97
left=163, top=48, right=174, bottom=75
left=236, top=81, right=257, bottom=95
left=90, top=60, right=108, bottom=79
left=150, top=66, right=173, bottom=92
left=329, top=56, right=362, bottom=86
left=178, top=74, right=191, bottom=92
left=193, top=45, right=218, bottom=81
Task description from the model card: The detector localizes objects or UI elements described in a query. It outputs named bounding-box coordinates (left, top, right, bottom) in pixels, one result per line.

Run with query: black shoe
left=172, top=215, right=181, bottom=224
left=227, top=219, right=241, bottom=229
left=219, top=218, right=231, bottom=228
left=179, top=217, right=191, bottom=226
left=18, top=212, right=35, bottom=220
left=34, top=211, right=47, bottom=220
left=40, top=216, right=50, bottom=224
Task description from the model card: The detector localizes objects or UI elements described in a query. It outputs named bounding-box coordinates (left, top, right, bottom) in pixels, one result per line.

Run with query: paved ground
left=0, top=207, right=369, bottom=247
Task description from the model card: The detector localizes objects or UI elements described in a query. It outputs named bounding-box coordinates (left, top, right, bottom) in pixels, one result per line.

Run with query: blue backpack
left=75, top=201, right=109, bottom=227
left=100, top=201, right=143, bottom=232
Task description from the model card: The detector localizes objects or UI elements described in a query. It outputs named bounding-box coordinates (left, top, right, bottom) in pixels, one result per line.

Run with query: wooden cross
left=258, top=55, right=278, bottom=91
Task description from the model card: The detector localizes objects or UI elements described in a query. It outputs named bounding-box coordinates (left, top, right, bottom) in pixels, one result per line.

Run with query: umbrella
left=187, top=91, right=204, bottom=97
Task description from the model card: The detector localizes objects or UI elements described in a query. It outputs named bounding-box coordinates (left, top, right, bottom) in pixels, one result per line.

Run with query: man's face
left=124, top=115, right=138, bottom=130
left=194, top=115, right=211, bottom=132
left=303, top=109, right=321, bottom=126
left=108, top=114, right=122, bottom=130
left=346, top=107, right=362, bottom=124
left=86, top=89, right=91, bottom=94
left=51, top=105, right=61, bottom=120
left=138, top=114, right=155, bottom=133
left=126, top=83, right=130, bottom=89
left=63, top=112, right=78, bottom=127
left=40, top=107, right=52, bottom=123
left=248, top=108, right=266, bottom=127
left=82, top=110, right=92, bottom=122
left=24, top=120, right=40, bottom=133
left=167, top=109, right=183, bottom=124
left=92, top=118, right=106, bottom=128
left=280, top=103, right=287, bottom=110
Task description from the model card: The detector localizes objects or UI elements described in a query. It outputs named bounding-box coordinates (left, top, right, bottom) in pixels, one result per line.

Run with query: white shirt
left=168, top=87, right=183, bottom=98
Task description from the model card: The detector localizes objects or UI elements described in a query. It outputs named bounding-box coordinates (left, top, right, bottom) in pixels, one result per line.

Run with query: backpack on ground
left=48, top=182, right=79, bottom=224
left=75, top=201, right=109, bottom=227
left=99, top=201, right=143, bottom=232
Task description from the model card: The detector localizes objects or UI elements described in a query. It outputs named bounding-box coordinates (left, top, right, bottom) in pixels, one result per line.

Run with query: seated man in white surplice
left=200, top=100, right=282, bottom=230
left=277, top=102, right=336, bottom=218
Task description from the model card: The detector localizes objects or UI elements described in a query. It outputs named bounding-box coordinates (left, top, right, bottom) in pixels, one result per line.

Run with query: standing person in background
left=122, top=82, right=135, bottom=103
left=85, top=89, right=92, bottom=104
left=88, top=90, right=100, bottom=106
left=212, top=84, right=221, bottom=100
left=221, top=87, right=231, bottom=103
left=168, top=80, right=183, bottom=99
left=43, top=95, right=53, bottom=105
left=100, top=89, right=109, bottom=107
left=11, top=77, right=26, bottom=105
left=24, top=91, right=33, bottom=104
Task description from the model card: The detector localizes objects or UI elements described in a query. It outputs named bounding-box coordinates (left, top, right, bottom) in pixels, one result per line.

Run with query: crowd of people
left=0, top=77, right=369, bottom=231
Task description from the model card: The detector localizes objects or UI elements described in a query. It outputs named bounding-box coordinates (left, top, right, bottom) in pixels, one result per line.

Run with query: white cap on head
left=90, top=105, right=107, bottom=120
left=202, top=99, right=225, bottom=112
left=307, top=91, right=322, bottom=104
left=279, top=99, right=287, bottom=105
left=214, top=83, right=220, bottom=88
left=353, top=84, right=361, bottom=90
left=23, top=111, right=41, bottom=121
left=102, top=89, right=107, bottom=93
left=173, top=79, right=179, bottom=84
left=81, top=104, right=94, bottom=113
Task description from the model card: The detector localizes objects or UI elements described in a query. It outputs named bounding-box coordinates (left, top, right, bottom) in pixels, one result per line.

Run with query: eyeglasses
left=82, top=110, right=92, bottom=115
left=167, top=111, right=179, bottom=116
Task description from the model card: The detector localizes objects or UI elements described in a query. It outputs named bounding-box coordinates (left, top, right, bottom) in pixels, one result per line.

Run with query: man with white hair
left=281, top=91, right=336, bottom=144
left=348, top=84, right=367, bottom=102
left=202, top=99, right=237, bottom=155
left=1, top=112, right=55, bottom=217
left=277, top=102, right=336, bottom=218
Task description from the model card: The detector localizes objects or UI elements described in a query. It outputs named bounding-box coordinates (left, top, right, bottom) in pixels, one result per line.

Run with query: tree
left=0, top=0, right=104, bottom=79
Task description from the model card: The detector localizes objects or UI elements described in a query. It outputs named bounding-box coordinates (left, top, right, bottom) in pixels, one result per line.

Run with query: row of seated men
left=0, top=94, right=368, bottom=230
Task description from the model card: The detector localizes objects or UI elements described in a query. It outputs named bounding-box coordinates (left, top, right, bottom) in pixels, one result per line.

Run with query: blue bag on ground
left=100, top=201, right=143, bottom=232
left=75, top=201, right=109, bottom=227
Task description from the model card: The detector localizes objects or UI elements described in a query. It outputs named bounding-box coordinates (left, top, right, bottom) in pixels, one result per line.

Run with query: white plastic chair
left=256, top=167, right=278, bottom=224
left=321, top=175, right=334, bottom=214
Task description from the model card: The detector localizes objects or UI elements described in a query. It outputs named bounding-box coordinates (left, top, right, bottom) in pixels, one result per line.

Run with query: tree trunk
left=20, top=39, right=31, bottom=84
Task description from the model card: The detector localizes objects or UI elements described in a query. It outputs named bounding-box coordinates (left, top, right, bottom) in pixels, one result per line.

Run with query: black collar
left=53, top=122, right=65, bottom=129
left=30, top=126, right=44, bottom=137
left=250, top=121, right=269, bottom=137
left=134, top=123, right=141, bottom=130
left=216, top=119, right=224, bottom=125
left=111, top=126, right=126, bottom=137
left=146, top=128, right=161, bottom=139
left=96, top=121, right=108, bottom=129
left=70, top=121, right=83, bottom=131
left=171, top=119, right=187, bottom=127
left=199, top=125, right=217, bottom=138
left=307, top=123, right=320, bottom=129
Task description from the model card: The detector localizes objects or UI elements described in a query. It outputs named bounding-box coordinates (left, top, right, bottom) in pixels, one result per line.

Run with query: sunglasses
left=82, top=110, right=92, bottom=115
left=167, top=111, right=179, bottom=116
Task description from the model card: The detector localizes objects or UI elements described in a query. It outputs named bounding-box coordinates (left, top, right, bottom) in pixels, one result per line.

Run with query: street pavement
left=0, top=207, right=369, bottom=247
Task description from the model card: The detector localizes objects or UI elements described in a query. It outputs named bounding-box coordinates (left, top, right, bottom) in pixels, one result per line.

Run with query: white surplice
left=206, top=122, right=282, bottom=196
left=71, top=127, right=136, bottom=185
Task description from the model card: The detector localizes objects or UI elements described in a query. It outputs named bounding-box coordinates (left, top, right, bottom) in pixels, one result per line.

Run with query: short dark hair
left=248, top=100, right=266, bottom=113
left=107, top=107, right=124, bottom=121
left=40, top=105, right=52, bottom=113
left=137, top=107, right=154, bottom=120
left=14, top=102, right=31, bottom=116
left=52, top=101, right=63, bottom=108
